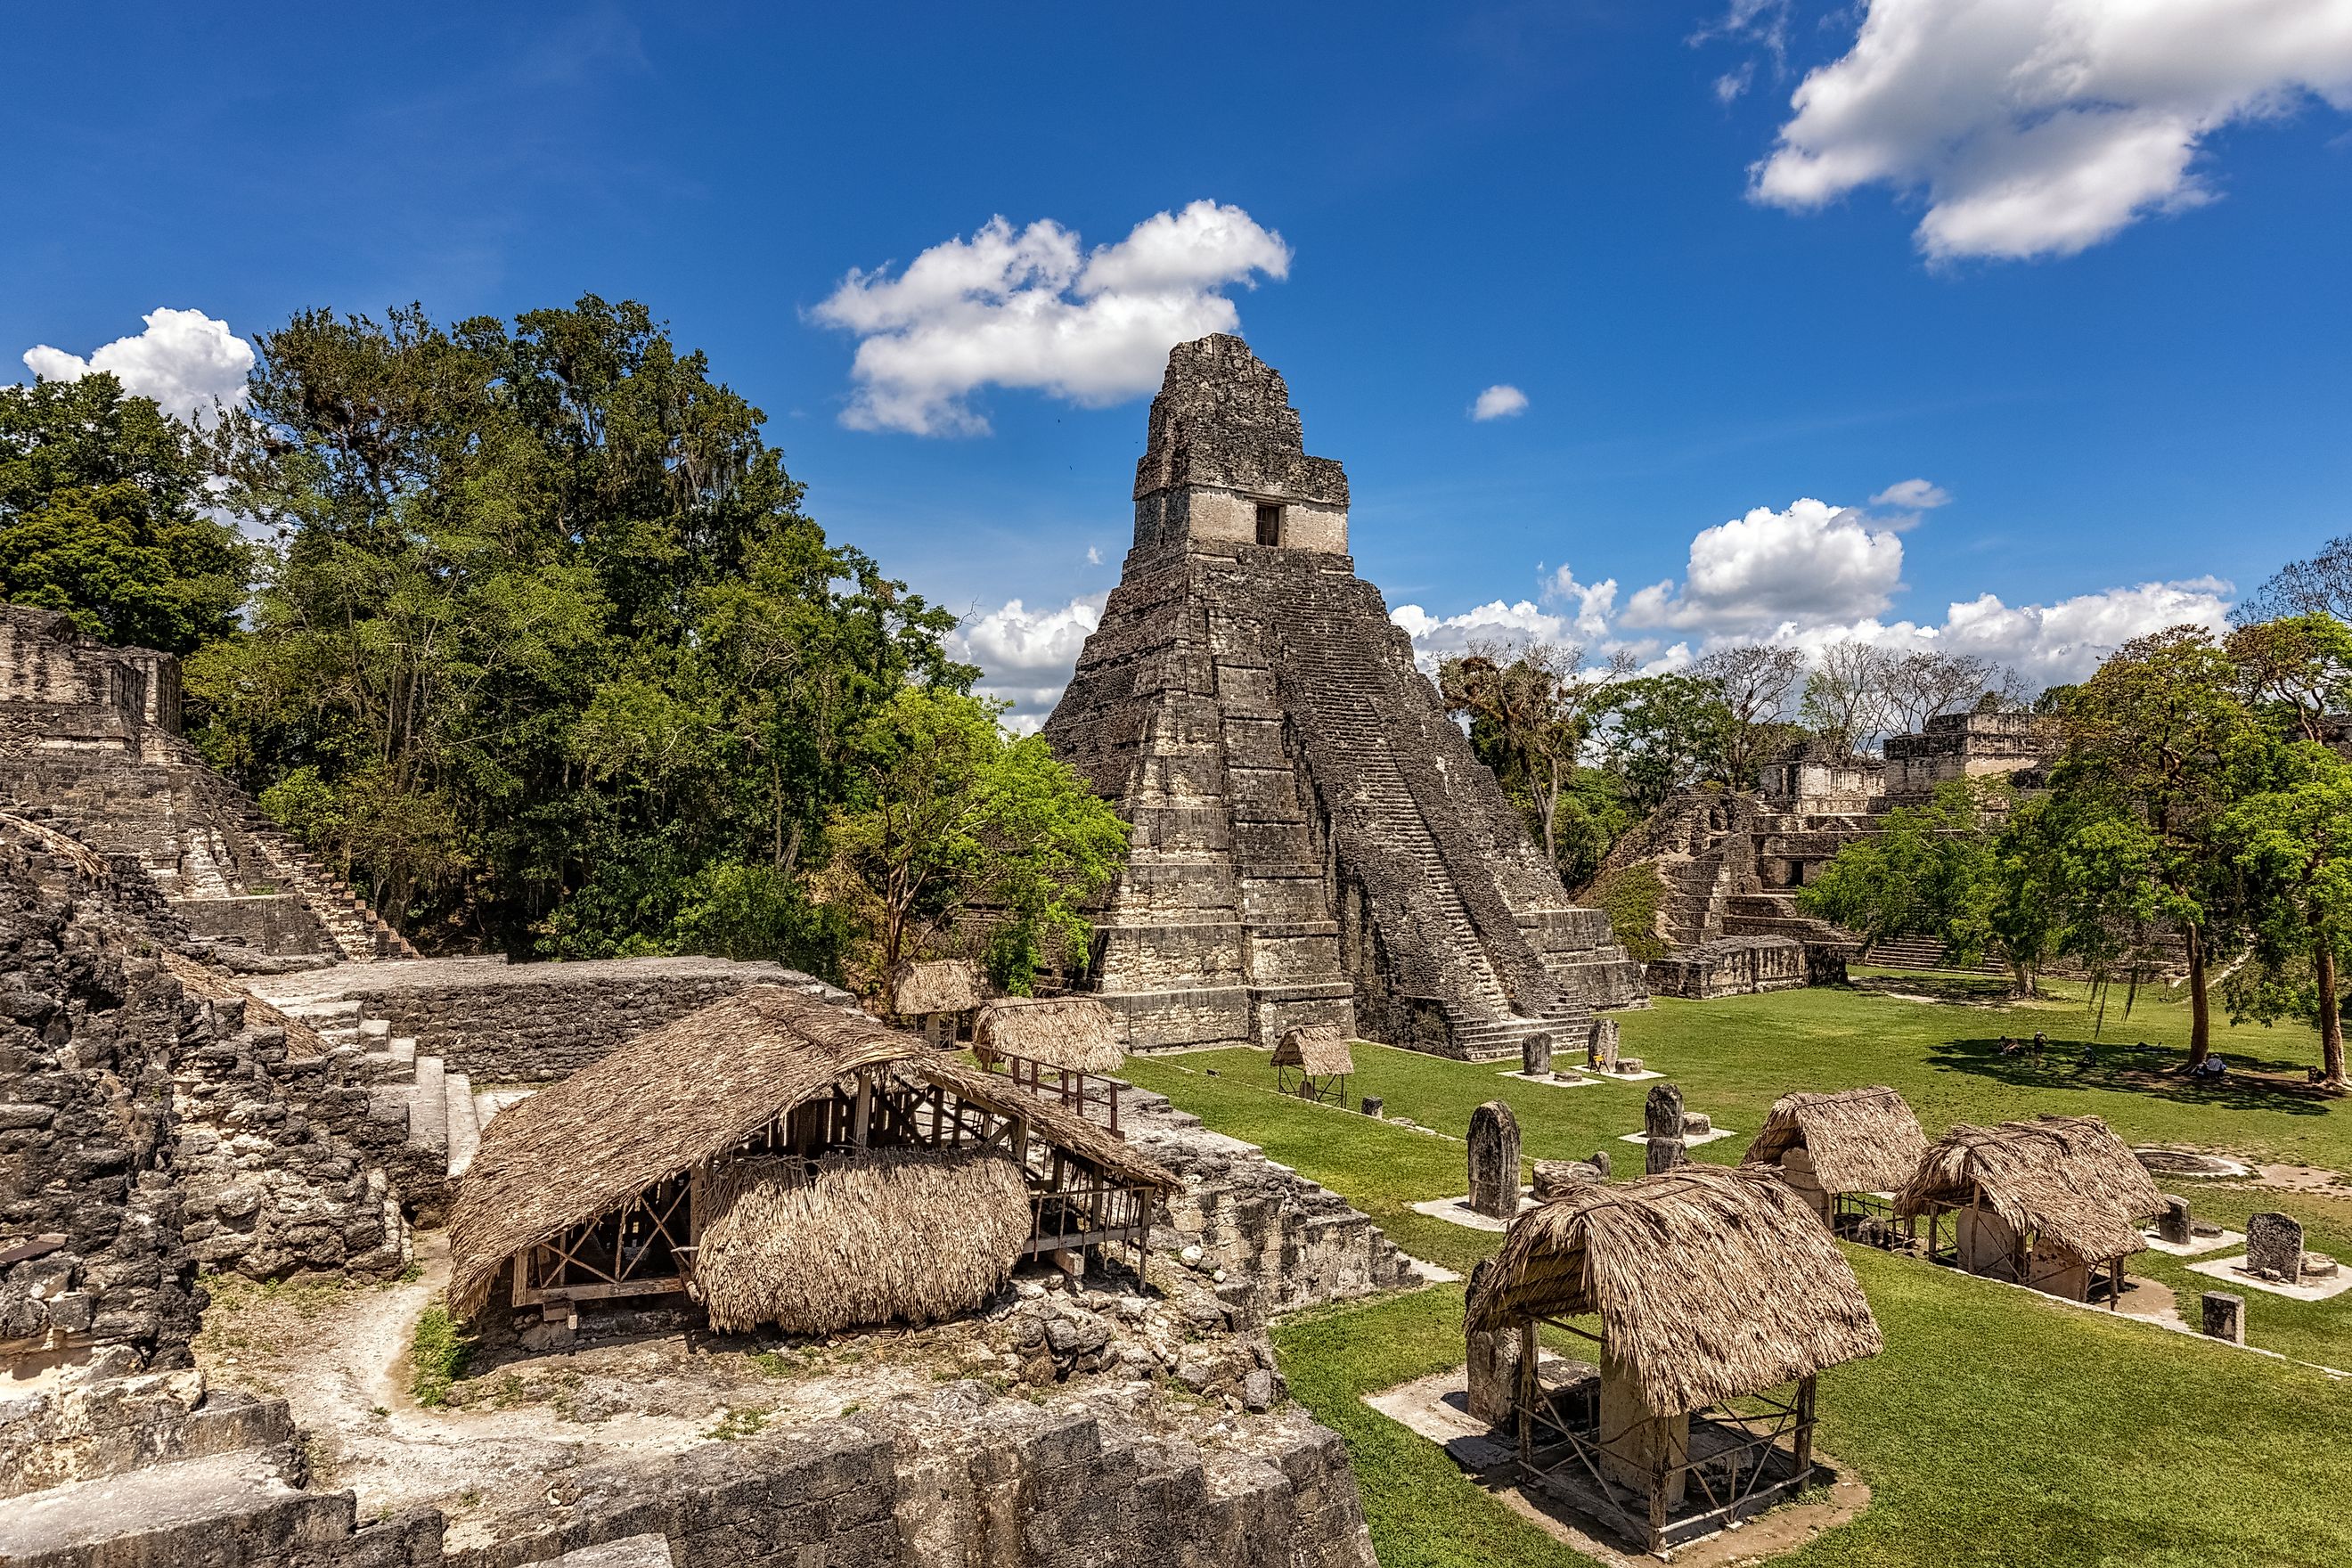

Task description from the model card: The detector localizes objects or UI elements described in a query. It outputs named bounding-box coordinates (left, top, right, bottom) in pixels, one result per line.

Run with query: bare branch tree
left=1882, top=651, right=2022, bottom=735
left=1692, top=644, right=1805, bottom=786
left=2234, top=534, right=2352, bottom=626
left=1800, top=641, right=1899, bottom=752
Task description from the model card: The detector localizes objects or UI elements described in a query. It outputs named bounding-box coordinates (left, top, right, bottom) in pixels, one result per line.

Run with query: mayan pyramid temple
left=1044, top=335, right=1646, bottom=1058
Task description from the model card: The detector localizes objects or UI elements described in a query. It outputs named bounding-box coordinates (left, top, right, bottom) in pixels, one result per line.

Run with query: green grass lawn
left=1124, top=978, right=2352, bottom=1566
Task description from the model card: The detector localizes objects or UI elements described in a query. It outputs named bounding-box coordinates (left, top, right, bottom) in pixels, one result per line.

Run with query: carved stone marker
left=1588, top=1148, right=1612, bottom=1181
left=2159, top=1196, right=2193, bottom=1245
left=1523, top=1032, right=1553, bottom=1078
left=1361, top=1095, right=1384, bottom=1118
left=1682, top=1110, right=1712, bottom=1137
left=1645, top=1082, right=1686, bottom=1176
left=2201, top=1291, right=2246, bottom=1343
left=1465, top=1259, right=1521, bottom=1425
left=1468, top=1100, right=1523, bottom=1220
left=2247, top=1212, right=2304, bottom=1284
left=1588, top=1017, right=1620, bottom=1072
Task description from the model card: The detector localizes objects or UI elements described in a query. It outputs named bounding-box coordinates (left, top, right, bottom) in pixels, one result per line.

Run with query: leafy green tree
left=821, top=688, right=1128, bottom=993
left=190, top=298, right=967, bottom=966
left=2227, top=615, right=2352, bottom=744
left=0, top=372, right=252, bottom=653
left=1439, top=641, right=1629, bottom=868
left=2040, top=628, right=2273, bottom=1068
left=2221, top=741, right=2352, bottom=1092
left=1798, top=778, right=2058, bottom=994
left=1602, top=674, right=1735, bottom=813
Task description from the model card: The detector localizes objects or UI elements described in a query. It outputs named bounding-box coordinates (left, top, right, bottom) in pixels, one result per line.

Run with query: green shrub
left=1587, top=863, right=1669, bottom=961
left=408, top=1300, right=472, bottom=1408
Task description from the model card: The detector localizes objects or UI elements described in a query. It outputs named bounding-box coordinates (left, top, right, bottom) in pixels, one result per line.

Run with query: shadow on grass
left=1928, top=1036, right=2334, bottom=1116
left=1850, top=973, right=2017, bottom=1004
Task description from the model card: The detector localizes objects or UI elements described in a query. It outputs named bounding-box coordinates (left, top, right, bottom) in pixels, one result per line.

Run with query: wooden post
left=1515, top=1319, right=1538, bottom=1463
left=1646, top=1468, right=1670, bottom=1556
left=1793, top=1375, right=1817, bottom=1482
left=853, top=1069, right=873, bottom=1147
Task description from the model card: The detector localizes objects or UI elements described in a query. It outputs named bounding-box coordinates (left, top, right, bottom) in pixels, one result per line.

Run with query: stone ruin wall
left=0, top=821, right=416, bottom=1379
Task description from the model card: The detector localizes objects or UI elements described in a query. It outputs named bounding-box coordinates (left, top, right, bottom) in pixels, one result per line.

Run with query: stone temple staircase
left=1263, top=559, right=1580, bottom=1060
left=272, top=995, right=493, bottom=1216
left=180, top=760, right=421, bottom=963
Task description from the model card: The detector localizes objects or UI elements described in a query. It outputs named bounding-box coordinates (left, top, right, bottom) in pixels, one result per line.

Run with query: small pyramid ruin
left=1044, top=336, right=1646, bottom=1058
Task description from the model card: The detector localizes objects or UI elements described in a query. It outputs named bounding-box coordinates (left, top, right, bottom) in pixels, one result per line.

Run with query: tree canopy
left=0, top=372, right=253, bottom=653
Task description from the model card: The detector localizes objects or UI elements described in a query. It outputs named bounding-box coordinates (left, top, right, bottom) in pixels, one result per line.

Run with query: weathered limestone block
left=1588, top=1017, right=1619, bottom=1070
left=2247, top=1212, right=2304, bottom=1283
left=1521, top=1032, right=1552, bottom=1077
left=1645, top=1082, right=1686, bottom=1176
left=1465, top=1259, right=1519, bottom=1426
left=1531, top=1159, right=1603, bottom=1201
left=1467, top=1100, right=1522, bottom=1220
left=2159, top=1195, right=2193, bottom=1245
left=2201, top=1291, right=2246, bottom=1343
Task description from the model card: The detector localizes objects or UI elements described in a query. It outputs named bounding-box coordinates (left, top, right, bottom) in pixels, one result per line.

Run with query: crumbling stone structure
left=1593, top=711, right=2059, bottom=986
left=1045, top=338, right=1644, bottom=1058
left=0, top=606, right=414, bottom=963
left=0, top=816, right=410, bottom=1376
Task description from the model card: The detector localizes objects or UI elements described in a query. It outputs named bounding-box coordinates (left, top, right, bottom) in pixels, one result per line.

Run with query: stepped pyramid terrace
left=1044, top=336, right=1646, bottom=1058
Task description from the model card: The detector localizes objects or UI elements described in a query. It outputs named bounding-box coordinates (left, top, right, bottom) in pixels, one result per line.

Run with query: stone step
left=361, top=1049, right=415, bottom=1085
left=445, top=1068, right=480, bottom=1179
left=0, top=1448, right=333, bottom=1564
left=277, top=999, right=361, bottom=1023
left=408, top=1056, right=448, bottom=1154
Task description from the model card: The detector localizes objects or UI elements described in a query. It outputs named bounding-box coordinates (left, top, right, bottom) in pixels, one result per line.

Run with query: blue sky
left=9, top=2, right=2352, bottom=723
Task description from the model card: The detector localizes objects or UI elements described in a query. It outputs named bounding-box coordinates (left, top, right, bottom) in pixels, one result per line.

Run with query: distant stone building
left=1595, top=710, right=2058, bottom=985
left=1043, top=336, right=1644, bottom=1059
left=0, top=605, right=414, bottom=961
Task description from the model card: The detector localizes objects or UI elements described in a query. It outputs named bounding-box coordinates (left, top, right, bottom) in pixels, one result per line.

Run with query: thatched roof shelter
left=1271, top=1025, right=1354, bottom=1077
left=693, top=1148, right=1031, bottom=1333
left=1896, top=1115, right=2161, bottom=1263
left=1465, top=1164, right=1882, bottom=1417
left=1742, top=1086, right=1925, bottom=1195
left=972, top=997, right=1123, bottom=1074
left=892, top=959, right=987, bottom=1017
left=447, top=984, right=1172, bottom=1315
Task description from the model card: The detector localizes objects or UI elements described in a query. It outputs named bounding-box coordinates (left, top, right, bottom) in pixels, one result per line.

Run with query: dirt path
left=197, top=1234, right=715, bottom=1532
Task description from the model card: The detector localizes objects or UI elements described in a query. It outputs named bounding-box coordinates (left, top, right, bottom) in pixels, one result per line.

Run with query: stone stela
left=1041, top=336, right=1646, bottom=1059
left=1468, top=1099, right=1523, bottom=1221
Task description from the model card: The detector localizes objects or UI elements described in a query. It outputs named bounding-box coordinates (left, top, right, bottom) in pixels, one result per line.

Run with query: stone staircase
left=1860, top=933, right=2006, bottom=975
left=1266, top=562, right=1580, bottom=1059
left=274, top=997, right=486, bottom=1212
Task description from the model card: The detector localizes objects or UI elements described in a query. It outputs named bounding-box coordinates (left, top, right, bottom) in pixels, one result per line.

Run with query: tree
left=2226, top=615, right=2352, bottom=744
left=2234, top=535, right=2352, bottom=625
left=0, top=372, right=252, bottom=653
left=1601, top=674, right=1735, bottom=813
left=2221, top=741, right=2352, bottom=1092
left=821, top=688, right=1128, bottom=994
left=190, top=297, right=968, bottom=966
left=1439, top=641, right=1630, bottom=866
left=2041, top=627, right=2272, bottom=1068
left=1882, top=651, right=2022, bottom=736
left=1798, top=778, right=2057, bottom=994
left=1691, top=645, right=1804, bottom=787
left=1799, top=641, right=1897, bottom=752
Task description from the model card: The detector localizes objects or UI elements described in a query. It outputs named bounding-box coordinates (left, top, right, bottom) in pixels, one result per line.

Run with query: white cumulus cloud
left=1621, top=497, right=1906, bottom=634
left=950, top=595, right=1107, bottom=732
left=812, top=201, right=1291, bottom=436
left=1470, top=384, right=1529, bottom=421
left=1750, top=0, right=2352, bottom=261
left=22, top=307, right=253, bottom=424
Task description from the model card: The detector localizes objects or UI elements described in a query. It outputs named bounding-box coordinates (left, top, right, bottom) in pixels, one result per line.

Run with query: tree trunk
left=2317, top=934, right=2346, bottom=1092
left=2184, top=923, right=2211, bottom=1069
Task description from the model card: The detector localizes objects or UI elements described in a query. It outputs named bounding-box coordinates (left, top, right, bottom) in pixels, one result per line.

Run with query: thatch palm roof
left=893, top=959, right=987, bottom=1017
left=972, top=997, right=1123, bottom=1074
left=1896, top=1115, right=2162, bottom=1264
left=693, top=1149, right=1031, bottom=1334
left=1271, top=1025, right=1354, bottom=1076
left=447, top=985, right=1173, bottom=1315
left=1465, top=1164, right=1882, bottom=1417
left=1742, top=1086, right=1925, bottom=1195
